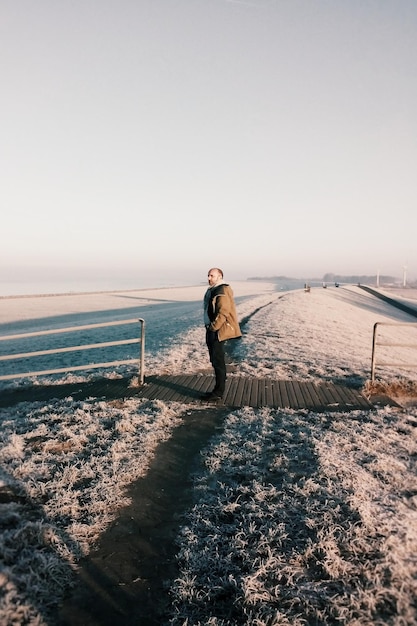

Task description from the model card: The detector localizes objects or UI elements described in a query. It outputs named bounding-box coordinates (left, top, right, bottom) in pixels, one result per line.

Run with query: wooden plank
left=249, top=378, right=260, bottom=407
left=278, top=380, right=291, bottom=408
left=175, top=374, right=198, bottom=402
left=176, top=374, right=206, bottom=402
left=316, top=382, right=340, bottom=408
left=257, top=379, right=265, bottom=407
left=185, top=374, right=213, bottom=401
left=149, top=374, right=180, bottom=402
left=258, top=379, right=267, bottom=407
left=313, top=382, right=331, bottom=407
left=198, top=375, right=215, bottom=395
left=223, top=379, right=233, bottom=406
left=336, top=384, right=372, bottom=409
left=316, top=382, right=366, bottom=411
left=226, top=377, right=243, bottom=407
left=264, top=379, right=274, bottom=407
left=233, top=377, right=247, bottom=407
left=285, top=381, right=300, bottom=409
left=223, top=379, right=233, bottom=405
left=193, top=375, right=212, bottom=394
left=158, top=374, right=192, bottom=402
left=240, top=377, right=254, bottom=407
left=290, top=381, right=307, bottom=409
left=355, top=391, right=373, bottom=409
left=137, top=376, right=162, bottom=400
left=323, top=382, right=344, bottom=408
left=349, top=387, right=372, bottom=409
left=330, top=383, right=357, bottom=409
left=298, top=382, right=317, bottom=409
left=297, top=381, right=312, bottom=409
left=271, top=380, right=283, bottom=408
left=306, top=382, right=325, bottom=408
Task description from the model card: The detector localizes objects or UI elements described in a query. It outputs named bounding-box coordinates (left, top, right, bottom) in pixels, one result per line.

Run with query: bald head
left=207, top=268, right=223, bottom=287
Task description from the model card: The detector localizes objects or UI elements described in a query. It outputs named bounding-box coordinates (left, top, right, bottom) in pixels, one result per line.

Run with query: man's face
left=208, top=269, right=221, bottom=287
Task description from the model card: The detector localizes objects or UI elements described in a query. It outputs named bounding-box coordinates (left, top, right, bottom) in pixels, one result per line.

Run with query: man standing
left=202, top=268, right=242, bottom=402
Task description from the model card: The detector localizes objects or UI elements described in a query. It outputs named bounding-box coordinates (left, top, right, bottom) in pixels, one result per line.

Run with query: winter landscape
left=1, top=281, right=417, bottom=625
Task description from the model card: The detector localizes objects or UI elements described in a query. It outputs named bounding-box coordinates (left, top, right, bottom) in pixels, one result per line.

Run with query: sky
left=1, top=0, right=416, bottom=294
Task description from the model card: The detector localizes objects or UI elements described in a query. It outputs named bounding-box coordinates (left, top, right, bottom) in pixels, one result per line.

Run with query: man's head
left=207, top=267, right=223, bottom=287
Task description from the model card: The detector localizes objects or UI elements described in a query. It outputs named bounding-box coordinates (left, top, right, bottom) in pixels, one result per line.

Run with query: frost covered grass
left=0, top=397, right=182, bottom=625
left=168, top=406, right=417, bottom=625
left=1, top=285, right=417, bottom=624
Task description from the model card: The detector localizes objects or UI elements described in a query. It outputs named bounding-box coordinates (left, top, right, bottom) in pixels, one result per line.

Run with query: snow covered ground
left=0, top=281, right=274, bottom=385
left=1, top=281, right=417, bottom=389
left=0, top=283, right=417, bottom=624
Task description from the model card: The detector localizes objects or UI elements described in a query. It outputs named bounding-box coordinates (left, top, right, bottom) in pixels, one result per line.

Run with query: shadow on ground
left=55, top=406, right=229, bottom=626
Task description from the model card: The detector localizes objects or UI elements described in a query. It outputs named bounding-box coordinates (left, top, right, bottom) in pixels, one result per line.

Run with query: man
left=202, top=268, right=242, bottom=402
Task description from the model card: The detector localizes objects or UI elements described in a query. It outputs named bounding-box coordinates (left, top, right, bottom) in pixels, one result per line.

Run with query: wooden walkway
left=136, top=374, right=373, bottom=411
left=0, top=374, right=378, bottom=411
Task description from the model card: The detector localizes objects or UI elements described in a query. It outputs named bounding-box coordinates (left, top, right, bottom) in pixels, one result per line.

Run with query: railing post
left=138, top=318, right=145, bottom=385
left=371, top=322, right=378, bottom=382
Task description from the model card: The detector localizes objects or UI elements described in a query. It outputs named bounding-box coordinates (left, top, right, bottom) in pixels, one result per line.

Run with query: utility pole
left=403, top=264, right=407, bottom=288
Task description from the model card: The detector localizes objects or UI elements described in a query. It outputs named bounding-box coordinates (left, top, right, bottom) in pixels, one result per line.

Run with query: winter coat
left=204, top=283, right=242, bottom=342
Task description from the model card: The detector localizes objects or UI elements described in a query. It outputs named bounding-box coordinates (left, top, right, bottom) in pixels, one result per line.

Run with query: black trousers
left=205, top=329, right=226, bottom=395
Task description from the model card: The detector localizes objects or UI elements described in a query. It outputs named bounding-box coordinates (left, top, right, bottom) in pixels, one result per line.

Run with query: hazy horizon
left=0, top=266, right=412, bottom=298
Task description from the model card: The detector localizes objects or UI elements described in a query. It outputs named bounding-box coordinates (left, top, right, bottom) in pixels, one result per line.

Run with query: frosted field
left=0, top=283, right=417, bottom=625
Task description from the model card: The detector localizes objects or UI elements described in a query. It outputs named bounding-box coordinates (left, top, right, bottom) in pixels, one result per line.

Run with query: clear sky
left=1, top=0, right=416, bottom=292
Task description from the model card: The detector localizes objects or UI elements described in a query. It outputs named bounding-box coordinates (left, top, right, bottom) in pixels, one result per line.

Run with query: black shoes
left=201, top=390, right=224, bottom=403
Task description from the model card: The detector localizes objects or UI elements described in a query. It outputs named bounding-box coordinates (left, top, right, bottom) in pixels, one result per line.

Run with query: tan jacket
left=205, top=283, right=242, bottom=342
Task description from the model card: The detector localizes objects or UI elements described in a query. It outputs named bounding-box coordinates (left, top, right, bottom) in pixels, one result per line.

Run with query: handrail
left=0, top=318, right=145, bottom=385
left=371, top=321, right=417, bottom=382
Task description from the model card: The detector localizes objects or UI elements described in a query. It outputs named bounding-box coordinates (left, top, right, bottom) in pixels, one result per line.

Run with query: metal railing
left=371, top=321, right=417, bottom=382
left=0, top=318, right=145, bottom=384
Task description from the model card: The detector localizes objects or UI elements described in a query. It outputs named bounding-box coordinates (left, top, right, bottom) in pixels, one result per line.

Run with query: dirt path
left=55, top=406, right=229, bottom=626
